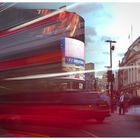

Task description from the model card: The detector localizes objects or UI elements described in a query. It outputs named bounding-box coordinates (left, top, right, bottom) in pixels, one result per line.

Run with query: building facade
left=113, top=72, right=119, bottom=92
left=118, top=36, right=140, bottom=97
left=85, top=63, right=95, bottom=91
left=101, top=72, right=108, bottom=92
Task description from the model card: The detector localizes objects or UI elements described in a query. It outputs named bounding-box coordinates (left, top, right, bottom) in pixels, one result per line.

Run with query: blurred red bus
left=0, top=8, right=86, bottom=91
left=0, top=9, right=110, bottom=136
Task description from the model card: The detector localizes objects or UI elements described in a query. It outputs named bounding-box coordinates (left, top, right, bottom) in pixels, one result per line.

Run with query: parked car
left=81, top=91, right=111, bottom=122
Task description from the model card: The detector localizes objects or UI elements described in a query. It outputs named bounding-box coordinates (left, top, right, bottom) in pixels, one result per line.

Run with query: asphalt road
left=39, top=112, right=140, bottom=137
left=0, top=111, right=140, bottom=137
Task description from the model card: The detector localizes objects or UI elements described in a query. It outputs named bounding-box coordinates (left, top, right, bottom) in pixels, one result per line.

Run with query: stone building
left=118, top=36, right=140, bottom=97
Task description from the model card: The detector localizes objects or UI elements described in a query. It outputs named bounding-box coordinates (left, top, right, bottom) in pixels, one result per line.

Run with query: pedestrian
left=124, top=92, right=129, bottom=113
left=119, top=93, right=126, bottom=115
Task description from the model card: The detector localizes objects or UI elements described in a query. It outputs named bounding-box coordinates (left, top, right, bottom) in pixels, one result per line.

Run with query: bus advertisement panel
left=61, top=37, right=85, bottom=81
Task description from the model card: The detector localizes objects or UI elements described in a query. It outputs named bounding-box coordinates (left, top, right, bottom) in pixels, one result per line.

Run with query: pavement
left=127, top=105, right=140, bottom=115
left=113, top=105, right=140, bottom=121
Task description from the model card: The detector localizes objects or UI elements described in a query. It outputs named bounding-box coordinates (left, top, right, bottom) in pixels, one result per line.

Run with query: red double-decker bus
left=0, top=8, right=110, bottom=136
left=0, top=8, right=85, bottom=92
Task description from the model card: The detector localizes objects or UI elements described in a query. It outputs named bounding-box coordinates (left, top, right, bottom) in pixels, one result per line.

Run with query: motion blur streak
left=80, top=129, right=98, bottom=137
left=5, top=65, right=140, bottom=80
left=7, top=130, right=49, bottom=137
left=8, top=3, right=78, bottom=32
left=0, top=49, right=62, bottom=71
left=0, top=3, right=16, bottom=13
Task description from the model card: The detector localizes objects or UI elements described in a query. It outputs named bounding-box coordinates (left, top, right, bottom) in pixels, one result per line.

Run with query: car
left=0, top=90, right=111, bottom=132
left=85, top=91, right=111, bottom=122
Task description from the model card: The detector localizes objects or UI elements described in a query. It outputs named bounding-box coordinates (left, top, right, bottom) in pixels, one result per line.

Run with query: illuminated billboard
left=61, top=37, right=85, bottom=80
left=38, top=10, right=85, bottom=43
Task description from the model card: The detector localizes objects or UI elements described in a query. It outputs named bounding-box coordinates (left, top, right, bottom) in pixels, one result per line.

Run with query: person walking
left=119, top=93, right=126, bottom=115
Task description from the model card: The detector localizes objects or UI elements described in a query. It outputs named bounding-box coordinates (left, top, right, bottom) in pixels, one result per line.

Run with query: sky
left=68, top=2, right=140, bottom=77
left=2, top=2, right=140, bottom=77
left=70, top=3, right=140, bottom=69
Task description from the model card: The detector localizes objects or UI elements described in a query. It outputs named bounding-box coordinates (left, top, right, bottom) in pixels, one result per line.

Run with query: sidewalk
left=113, top=105, right=140, bottom=114
left=113, top=106, right=140, bottom=121
left=127, top=105, right=140, bottom=115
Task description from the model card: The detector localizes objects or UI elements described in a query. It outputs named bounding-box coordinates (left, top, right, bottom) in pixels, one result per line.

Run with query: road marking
left=80, top=129, right=98, bottom=137
left=8, top=130, right=49, bottom=137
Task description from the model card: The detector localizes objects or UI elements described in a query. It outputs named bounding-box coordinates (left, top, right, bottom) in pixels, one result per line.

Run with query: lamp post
left=105, top=40, right=116, bottom=113
left=105, top=66, right=110, bottom=95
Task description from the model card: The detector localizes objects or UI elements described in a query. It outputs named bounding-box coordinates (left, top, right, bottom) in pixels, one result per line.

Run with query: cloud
left=117, top=53, right=124, bottom=57
left=85, top=26, right=97, bottom=36
left=14, top=3, right=72, bottom=9
left=85, top=36, right=93, bottom=44
left=72, top=3, right=103, bottom=15
left=100, top=36, right=112, bottom=42
left=94, top=61, right=105, bottom=65
left=14, top=2, right=102, bottom=14
left=85, top=26, right=97, bottom=44
left=102, top=51, right=109, bottom=55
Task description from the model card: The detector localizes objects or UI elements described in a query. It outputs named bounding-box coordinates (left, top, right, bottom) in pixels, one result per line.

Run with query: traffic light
left=111, top=45, right=115, bottom=50
left=107, top=70, right=114, bottom=82
left=107, top=70, right=111, bottom=82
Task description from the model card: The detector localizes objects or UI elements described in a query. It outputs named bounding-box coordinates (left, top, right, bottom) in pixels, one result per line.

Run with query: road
left=35, top=112, right=140, bottom=137
left=42, top=112, right=140, bottom=137
left=0, top=111, right=139, bottom=137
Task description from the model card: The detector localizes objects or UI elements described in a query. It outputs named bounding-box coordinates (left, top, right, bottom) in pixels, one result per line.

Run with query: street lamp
left=104, top=66, right=110, bottom=95
left=105, top=40, right=116, bottom=67
left=105, top=40, right=116, bottom=113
